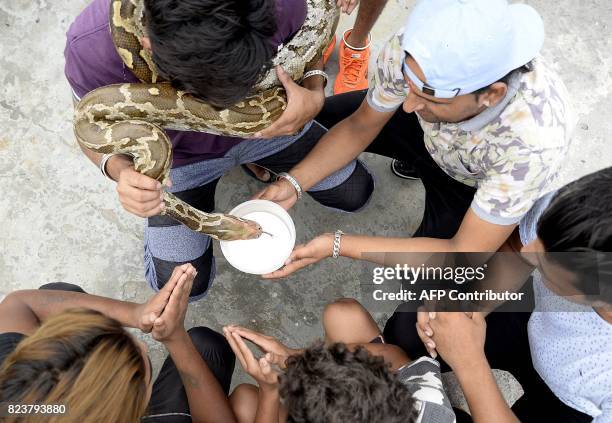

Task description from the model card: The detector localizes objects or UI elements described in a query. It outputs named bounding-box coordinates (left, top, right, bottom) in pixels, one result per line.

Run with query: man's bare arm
left=290, top=100, right=395, bottom=190
left=0, top=290, right=140, bottom=335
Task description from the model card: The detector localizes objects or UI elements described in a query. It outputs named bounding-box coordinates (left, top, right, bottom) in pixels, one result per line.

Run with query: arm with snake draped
left=73, top=0, right=339, bottom=241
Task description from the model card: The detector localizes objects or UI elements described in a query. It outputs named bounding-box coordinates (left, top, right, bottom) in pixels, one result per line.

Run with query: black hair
left=279, top=342, right=417, bottom=423
left=143, top=0, right=278, bottom=108
left=537, top=167, right=612, bottom=301
left=474, top=61, right=534, bottom=97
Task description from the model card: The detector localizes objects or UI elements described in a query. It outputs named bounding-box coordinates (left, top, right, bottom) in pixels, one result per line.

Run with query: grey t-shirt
left=396, top=357, right=456, bottom=423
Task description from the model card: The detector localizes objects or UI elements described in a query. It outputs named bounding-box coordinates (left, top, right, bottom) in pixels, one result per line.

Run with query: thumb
left=258, top=184, right=280, bottom=201
left=266, top=352, right=283, bottom=366
left=276, top=66, right=296, bottom=92
left=285, top=244, right=308, bottom=264
left=471, top=312, right=486, bottom=324
left=260, top=356, right=271, bottom=371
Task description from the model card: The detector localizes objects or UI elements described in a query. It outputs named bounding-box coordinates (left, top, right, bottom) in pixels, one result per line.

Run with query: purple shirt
left=65, top=0, right=307, bottom=167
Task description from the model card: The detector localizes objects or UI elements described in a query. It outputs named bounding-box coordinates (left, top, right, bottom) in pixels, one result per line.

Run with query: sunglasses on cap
left=402, top=57, right=462, bottom=99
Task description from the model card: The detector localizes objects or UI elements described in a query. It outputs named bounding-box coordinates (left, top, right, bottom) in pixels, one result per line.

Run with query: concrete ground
left=1, top=0, right=611, bottom=386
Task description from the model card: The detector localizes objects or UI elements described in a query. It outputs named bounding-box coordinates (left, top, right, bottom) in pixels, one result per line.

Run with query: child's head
left=279, top=342, right=417, bottom=423
left=523, top=167, right=612, bottom=305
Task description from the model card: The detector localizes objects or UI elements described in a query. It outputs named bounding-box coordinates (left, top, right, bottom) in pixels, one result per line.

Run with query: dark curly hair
left=279, top=342, right=417, bottom=423
left=143, top=0, right=278, bottom=108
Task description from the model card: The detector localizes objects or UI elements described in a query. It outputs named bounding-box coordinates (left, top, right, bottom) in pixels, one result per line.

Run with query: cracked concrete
left=1, top=0, right=611, bottom=385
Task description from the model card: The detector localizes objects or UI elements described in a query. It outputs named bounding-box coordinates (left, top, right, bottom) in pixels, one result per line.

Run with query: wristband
left=332, top=230, right=344, bottom=259
left=301, top=70, right=328, bottom=88
left=277, top=172, right=303, bottom=200
left=100, top=153, right=133, bottom=181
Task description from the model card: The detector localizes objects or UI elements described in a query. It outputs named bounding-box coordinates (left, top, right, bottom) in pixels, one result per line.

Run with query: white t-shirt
left=520, top=193, right=612, bottom=422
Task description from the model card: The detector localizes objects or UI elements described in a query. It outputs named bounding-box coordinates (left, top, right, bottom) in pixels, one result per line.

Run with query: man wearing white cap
left=256, top=0, right=575, bottom=274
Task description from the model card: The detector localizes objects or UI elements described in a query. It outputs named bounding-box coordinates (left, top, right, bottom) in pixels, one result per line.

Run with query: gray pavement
left=1, top=0, right=611, bottom=384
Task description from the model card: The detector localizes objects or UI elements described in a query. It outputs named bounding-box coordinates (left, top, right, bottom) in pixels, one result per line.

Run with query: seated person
left=66, top=0, right=376, bottom=301
left=0, top=265, right=237, bottom=423
left=414, top=167, right=612, bottom=422
left=224, top=298, right=457, bottom=422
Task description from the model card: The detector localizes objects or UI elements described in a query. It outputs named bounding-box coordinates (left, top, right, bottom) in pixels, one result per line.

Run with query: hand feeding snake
left=73, top=0, right=339, bottom=241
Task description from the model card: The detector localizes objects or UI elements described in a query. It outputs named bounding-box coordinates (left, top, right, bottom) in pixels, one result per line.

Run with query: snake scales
left=74, top=0, right=339, bottom=241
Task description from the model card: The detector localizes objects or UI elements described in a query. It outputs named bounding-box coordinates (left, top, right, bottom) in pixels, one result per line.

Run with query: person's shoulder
left=518, top=190, right=558, bottom=246
left=513, top=57, right=577, bottom=136
left=274, top=0, right=308, bottom=44
left=65, top=0, right=132, bottom=99
left=366, top=28, right=408, bottom=112
left=66, top=0, right=111, bottom=45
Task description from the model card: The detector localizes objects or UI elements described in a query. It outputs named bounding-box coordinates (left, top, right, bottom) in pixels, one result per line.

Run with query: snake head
left=217, top=215, right=263, bottom=241
left=240, top=217, right=264, bottom=240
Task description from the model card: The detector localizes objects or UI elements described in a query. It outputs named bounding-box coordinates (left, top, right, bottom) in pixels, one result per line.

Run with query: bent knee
left=230, top=384, right=259, bottom=423
left=150, top=245, right=215, bottom=299
left=309, top=161, right=374, bottom=213
left=323, top=298, right=363, bottom=322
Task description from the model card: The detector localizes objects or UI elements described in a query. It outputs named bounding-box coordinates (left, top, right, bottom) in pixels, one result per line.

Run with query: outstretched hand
left=253, top=66, right=324, bottom=139
left=262, top=233, right=333, bottom=279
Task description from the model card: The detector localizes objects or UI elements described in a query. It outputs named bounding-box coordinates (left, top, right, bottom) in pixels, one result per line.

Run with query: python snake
left=74, top=0, right=339, bottom=241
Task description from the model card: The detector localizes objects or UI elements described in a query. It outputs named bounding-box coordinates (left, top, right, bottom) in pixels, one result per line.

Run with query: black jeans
left=39, top=283, right=235, bottom=423
left=316, top=89, right=477, bottom=239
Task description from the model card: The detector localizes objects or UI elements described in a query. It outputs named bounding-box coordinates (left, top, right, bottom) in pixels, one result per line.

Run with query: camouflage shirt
left=367, top=29, right=576, bottom=224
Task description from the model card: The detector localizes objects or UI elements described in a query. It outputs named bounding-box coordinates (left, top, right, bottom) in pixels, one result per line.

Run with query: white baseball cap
left=401, top=0, right=544, bottom=98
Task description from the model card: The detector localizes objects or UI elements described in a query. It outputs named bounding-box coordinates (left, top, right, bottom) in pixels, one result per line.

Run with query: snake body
left=74, top=0, right=339, bottom=241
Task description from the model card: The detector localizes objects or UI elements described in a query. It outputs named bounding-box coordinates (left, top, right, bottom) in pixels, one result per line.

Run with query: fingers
left=119, top=196, right=165, bottom=218
left=265, top=351, right=286, bottom=368
left=275, top=66, right=294, bottom=91
left=139, top=311, right=158, bottom=333
left=223, top=327, right=248, bottom=370
left=232, top=332, right=260, bottom=370
left=261, top=257, right=316, bottom=279
left=117, top=169, right=166, bottom=218
left=156, top=271, right=188, bottom=322
left=118, top=182, right=162, bottom=202
left=337, top=0, right=358, bottom=13
left=254, top=183, right=283, bottom=201
left=231, top=327, right=271, bottom=351
left=416, top=323, right=437, bottom=359
left=253, top=67, right=302, bottom=139
left=416, top=308, right=434, bottom=337
left=254, top=118, right=284, bottom=139
left=123, top=170, right=162, bottom=191
left=163, top=264, right=190, bottom=294
left=346, top=0, right=358, bottom=14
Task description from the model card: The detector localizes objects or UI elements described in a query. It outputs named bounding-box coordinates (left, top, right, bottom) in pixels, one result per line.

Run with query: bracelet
left=332, top=230, right=344, bottom=259
left=100, top=153, right=133, bottom=181
left=301, top=70, right=328, bottom=88
left=277, top=172, right=303, bottom=200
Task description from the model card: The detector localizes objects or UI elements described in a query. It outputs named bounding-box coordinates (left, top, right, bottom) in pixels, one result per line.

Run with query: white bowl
left=220, top=200, right=296, bottom=275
